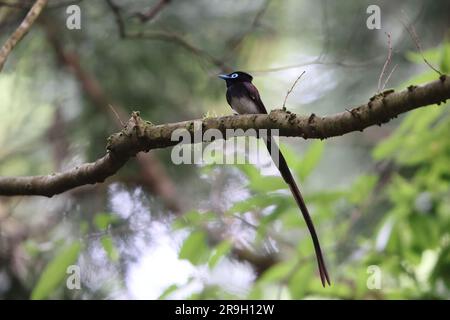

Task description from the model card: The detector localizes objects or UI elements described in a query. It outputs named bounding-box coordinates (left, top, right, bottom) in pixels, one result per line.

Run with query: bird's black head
left=218, top=71, right=253, bottom=87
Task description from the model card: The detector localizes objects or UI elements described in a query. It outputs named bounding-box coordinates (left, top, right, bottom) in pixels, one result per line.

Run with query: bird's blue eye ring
left=231, top=73, right=238, bottom=78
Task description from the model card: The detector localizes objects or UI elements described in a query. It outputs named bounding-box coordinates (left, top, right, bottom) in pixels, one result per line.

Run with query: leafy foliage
left=179, top=231, right=210, bottom=266
left=31, top=242, right=82, bottom=300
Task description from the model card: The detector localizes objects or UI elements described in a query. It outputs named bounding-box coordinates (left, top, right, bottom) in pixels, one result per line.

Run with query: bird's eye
left=231, top=73, right=238, bottom=78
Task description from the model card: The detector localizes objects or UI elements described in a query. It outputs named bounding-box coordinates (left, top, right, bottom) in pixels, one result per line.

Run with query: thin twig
left=0, top=0, right=32, bottom=8
left=249, top=57, right=379, bottom=74
left=128, top=30, right=230, bottom=72
left=109, top=104, right=125, bottom=127
left=222, top=0, right=272, bottom=59
left=377, top=32, right=393, bottom=93
left=105, top=0, right=126, bottom=38
left=134, top=0, right=171, bottom=23
left=42, top=18, right=182, bottom=213
left=282, top=71, right=306, bottom=109
left=103, top=0, right=229, bottom=72
left=381, top=64, right=398, bottom=91
left=401, top=18, right=442, bottom=76
left=0, top=0, right=48, bottom=71
left=0, top=0, right=81, bottom=9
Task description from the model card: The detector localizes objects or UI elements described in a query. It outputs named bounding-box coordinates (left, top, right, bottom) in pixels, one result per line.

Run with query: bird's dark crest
left=230, top=71, right=253, bottom=82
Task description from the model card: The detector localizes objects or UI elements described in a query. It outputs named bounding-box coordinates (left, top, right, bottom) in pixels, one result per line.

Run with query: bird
left=218, top=71, right=330, bottom=287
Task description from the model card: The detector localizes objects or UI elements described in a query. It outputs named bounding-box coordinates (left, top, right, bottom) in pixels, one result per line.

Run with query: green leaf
left=405, top=48, right=440, bottom=65
left=295, top=141, right=325, bottom=181
left=247, top=285, right=263, bottom=299
left=281, top=207, right=306, bottom=229
left=256, top=202, right=289, bottom=240
left=228, top=197, right=262, bottom=214
left=288, top=263, right=314, bottom=298
left=94, top=212, right=119, bottom=231
left=387, top=175, right=418, bottom=207
left=431, top=245, right=450, bottom=287
left=31, top=241, right=82, bottom=300
left=237, top=162, right=288, bottom=193
left=440, top=41, right=450, bottom=73
left=347, top=175, right=378, bottom=204
left=237, top=164, right=262, bottom=181
left=158, top=284, right=179, bottom=300
left=307, top=190, right=347, bottom=205
left=208, top=240, right=232, bottom=269
left=23, top=240, right=40, bottom=257
left=373, top=107, right=443, bottom=162
left=101, top=236, right=120, bottom=262
left=258, top=260, right=296, bottom=284
left=172, top=211, right=216, bottom=229
left=228, top=194, right=281, bottom=214
left=179, top=231, right=210, bottom=265
left=274, top=143, right=300, bottom=169
left=397, top=70, right=437, bottom=89
left=409, top=215, right=439, bottom=250
left=248, top=176, right=285, bottom=192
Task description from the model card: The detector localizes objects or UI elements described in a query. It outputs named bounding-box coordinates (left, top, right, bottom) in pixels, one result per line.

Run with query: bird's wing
left=225, top=89, right=232, bottom=107
left=242, top=82, right=268, bottom=114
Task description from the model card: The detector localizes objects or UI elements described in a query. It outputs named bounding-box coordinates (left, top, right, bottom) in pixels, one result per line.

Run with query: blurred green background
left=0, top=0, right=449, bottom=299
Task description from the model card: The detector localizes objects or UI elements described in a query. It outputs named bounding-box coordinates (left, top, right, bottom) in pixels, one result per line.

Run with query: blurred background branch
left=0, top=0, right=48, bottom=71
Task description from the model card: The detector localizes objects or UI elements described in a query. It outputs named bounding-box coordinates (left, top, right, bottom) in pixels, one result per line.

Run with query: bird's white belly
left=230, top=96, right=260, bottom=114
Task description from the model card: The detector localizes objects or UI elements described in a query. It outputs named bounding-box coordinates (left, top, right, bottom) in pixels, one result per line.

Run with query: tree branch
left=42, top=17, right=182, bottom=212
left=0, top=75, right=448, bottom=197
left=41, top=16, right=274, bottom=272
left=134, top=0, right=171, bottom=23
left=0, top=0, right=81, bottom=9
left=104, top=0, right=230, bottom=72
left=126, top=30, right=231, bottom=72
left=222, top=0, right=272, bottom=60
left=0, top=0, right=48, bottom=71
left=104, top=0, right=126, bottom=38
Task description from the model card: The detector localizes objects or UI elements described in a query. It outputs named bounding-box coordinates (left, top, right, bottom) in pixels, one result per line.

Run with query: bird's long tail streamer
left=264, top=134, right=330, bottom=287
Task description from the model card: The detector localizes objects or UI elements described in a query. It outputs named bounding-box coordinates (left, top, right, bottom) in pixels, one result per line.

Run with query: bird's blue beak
left=218, top=74, right=230, bottom=80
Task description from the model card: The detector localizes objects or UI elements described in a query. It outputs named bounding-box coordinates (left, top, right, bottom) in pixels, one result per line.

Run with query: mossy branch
left=0, top=75, right=449, bottom=197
